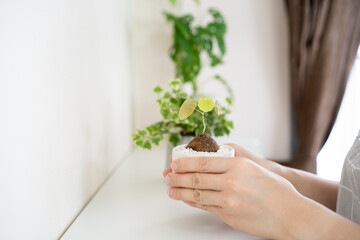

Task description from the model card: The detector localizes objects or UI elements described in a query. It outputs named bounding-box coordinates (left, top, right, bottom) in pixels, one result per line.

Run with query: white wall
left=132, top=0, right=291, bottom=159
left=0, top=0, right=132, bottom=239
left=131, top=0, right=178, bottom=131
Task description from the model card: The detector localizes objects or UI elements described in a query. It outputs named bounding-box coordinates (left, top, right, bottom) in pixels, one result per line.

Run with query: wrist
left=268, top=160, right=292, bottom=182
left=275, top=192, right=313, bottom=240
left=276, top=164, right=298, bottom=187
left=277, top=191, right=345, bottom=240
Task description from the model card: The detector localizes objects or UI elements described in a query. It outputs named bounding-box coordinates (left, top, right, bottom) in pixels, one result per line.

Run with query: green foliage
left=132, top=79, right=234, bottom=150
left=169, top=0, right=199, bottom=6
left=164, top=8, right=226, bottom=95
left=132, top=4, right=235, bottom=151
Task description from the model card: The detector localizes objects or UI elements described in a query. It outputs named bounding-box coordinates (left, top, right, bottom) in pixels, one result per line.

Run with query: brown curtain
left=284, top=0, right=360, bottom=173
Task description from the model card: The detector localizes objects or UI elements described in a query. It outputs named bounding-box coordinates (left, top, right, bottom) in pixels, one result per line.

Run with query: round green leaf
left=179, top=98, right=197, bottom=120
left=198, top=97, right=215, bottom=112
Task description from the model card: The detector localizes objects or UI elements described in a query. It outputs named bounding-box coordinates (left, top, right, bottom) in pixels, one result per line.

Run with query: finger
left=166, top=172, right=223, bottom=191
left=163, top=168, right=172, bottom=178
left=225, top=143, right=257, bottom=159
left=172, top=157, right=233, bottom=173
left=170, top=155, right=172, bottom=163
left=225, top=143, right=273, bottom=170
left=183, top=201, right=221, bottom=215
left=168, top=187, right=223, bottom=207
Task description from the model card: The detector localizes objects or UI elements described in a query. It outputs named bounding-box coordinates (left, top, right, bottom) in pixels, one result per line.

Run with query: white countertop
left=61, top=147, right=264, bottom=240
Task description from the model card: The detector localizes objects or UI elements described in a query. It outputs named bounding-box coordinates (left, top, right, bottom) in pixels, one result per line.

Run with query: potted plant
left=132, top=79, right=233, bottom=150
left=132, top=4, right=234, bottom=158
left=172, top=95, right=235, bottom=161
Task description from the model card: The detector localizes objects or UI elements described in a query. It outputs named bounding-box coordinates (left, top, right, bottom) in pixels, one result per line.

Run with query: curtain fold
left=284, top=0, right=360, bottom=173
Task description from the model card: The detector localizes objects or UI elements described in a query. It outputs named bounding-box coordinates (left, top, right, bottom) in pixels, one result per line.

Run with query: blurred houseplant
left=132, top=3, right=234, bottom=150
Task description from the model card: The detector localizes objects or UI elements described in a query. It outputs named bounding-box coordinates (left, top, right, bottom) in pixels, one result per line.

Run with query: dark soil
left=186, top=134, right=219, bottom=152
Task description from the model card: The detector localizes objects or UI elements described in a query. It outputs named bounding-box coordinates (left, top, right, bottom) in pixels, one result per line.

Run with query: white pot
left=165, top=135, right=194, bottom=168
left=172, top=144, right=235, bottom=161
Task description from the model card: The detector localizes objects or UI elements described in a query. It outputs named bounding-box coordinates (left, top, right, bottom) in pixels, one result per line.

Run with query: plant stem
left=195, top=108, right=206, bottom=134
left=192, top=80, right=197, bottom=97
left=202, top=112, right=206, bottom=134
left=194, top=108, right=202, bottom=114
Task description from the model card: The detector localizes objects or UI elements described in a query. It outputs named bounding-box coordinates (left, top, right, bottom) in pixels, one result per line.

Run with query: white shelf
left=61, top=147, right=263, bottom=240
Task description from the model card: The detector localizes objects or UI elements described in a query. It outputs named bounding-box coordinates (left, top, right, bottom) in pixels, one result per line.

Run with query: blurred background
left=0, top=0, right=359, bottom=239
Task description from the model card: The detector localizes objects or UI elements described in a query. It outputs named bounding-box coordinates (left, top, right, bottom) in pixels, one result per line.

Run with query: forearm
left=279, top=192, right=360, bottom=240
left=279, top=166, right=338, bottom=211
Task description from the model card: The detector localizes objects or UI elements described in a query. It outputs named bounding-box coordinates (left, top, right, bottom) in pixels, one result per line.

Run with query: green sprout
left=179, top=96, right=217, bottom=134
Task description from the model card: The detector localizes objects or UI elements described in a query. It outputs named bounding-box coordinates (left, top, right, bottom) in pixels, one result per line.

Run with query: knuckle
left=173, top=188, right=181, bottom=199
left=223, top=195, right=236, bottom=209
left=198, top=157, right=209, bottom=171
left=171, top=174, right=180, bottom=186
left=192, top=173, right=200, bottom=188
left=200, top=204, right=207, bottom=211
left=193, top=189, right=202, bottom=202
left=225, top=178, right=240, bottom=192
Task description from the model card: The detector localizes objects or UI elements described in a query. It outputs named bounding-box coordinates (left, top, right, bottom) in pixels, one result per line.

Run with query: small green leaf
left=198, top=96, right=215, bottom=112
left=169, top=0, right=177, bottom=5
left=163, top=92, right=172, bottom=99
left=135, top=140, right=144, bottom=147
left=226, top=97, right=233, bottom=105
left=215, top=105, right=219, bottom=115
left=175, top=91, right=188, bottom=99
left=151, top=136, right=161, bottom=146
left=170, top=97, right=180, bottom=105
left=138, top=130, right=147, bottom=137
left=143, top=140, right=151, bottom=150
left=160, top=99, right=168, bottom=108
left=171, top=112, right=179, bottom=120
left=169, top=79, right=181, bottom=89
left=168, top=132, right=181, bottom=148
left=226, top=121, right=234, bottom=129
left=132, top=133, right=142, bottom=141
left=179, top=98, right=197, bottom=120
left=153, top=86, right=163, bottom=93
left=160, top=108, right=170, bottom=119
left=213, top=126, right=223, bottom=137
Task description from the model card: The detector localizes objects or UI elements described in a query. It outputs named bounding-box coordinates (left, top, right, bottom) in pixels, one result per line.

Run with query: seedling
left=179, top=96, right=218, bottom=134
left=179, top=96, right=222, bottom=152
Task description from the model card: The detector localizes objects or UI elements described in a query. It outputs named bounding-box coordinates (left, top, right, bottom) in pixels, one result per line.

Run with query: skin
left=163, top=143, right=360, bottom=239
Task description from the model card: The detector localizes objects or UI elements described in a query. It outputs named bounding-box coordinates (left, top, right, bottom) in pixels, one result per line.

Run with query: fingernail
left=171, top=162, right=177, bottom=171
left=165, top=174, right=171, bottom=185
left=168, top=187, right=174, bottom=197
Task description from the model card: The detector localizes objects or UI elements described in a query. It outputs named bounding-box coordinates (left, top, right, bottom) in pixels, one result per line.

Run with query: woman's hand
left=163, top=154, right=301, bottom=239
left=223, top=144, right=339, bottom=211
left=163, top=144, right=360, bottom=239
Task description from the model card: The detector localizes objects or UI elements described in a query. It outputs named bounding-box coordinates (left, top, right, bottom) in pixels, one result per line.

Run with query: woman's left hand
left=163, top=156, right=302, bottom=239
